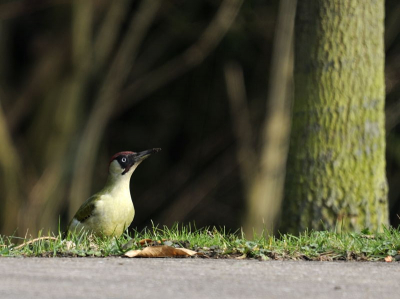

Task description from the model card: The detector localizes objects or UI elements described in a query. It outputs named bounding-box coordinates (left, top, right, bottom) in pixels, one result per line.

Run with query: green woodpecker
left=67, top=148, right=161, bottom=237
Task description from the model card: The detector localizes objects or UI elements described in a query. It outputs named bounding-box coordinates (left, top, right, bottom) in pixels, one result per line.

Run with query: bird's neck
left=103, top=172, right=133, bottom=195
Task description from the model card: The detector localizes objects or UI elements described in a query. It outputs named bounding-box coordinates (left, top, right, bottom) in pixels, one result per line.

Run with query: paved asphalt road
left=0, top=258, right=399, bottom=299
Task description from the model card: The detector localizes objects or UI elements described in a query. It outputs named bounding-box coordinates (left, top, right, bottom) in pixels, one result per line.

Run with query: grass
left=0, top=224, right=400, bottom=261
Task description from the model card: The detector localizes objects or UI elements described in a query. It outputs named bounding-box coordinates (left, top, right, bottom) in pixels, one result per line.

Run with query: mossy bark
left=283, top=0, right=388, bottom=233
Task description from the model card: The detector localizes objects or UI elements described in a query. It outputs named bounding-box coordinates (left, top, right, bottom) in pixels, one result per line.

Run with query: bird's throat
left=103, top=170, right=133, bottom=196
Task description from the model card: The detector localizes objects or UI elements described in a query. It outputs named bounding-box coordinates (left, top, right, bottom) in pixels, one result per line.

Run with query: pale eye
left=121, top=157, right=127, bottom=163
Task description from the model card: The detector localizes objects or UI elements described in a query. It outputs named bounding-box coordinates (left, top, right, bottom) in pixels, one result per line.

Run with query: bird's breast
left=91, top=190, right=135, bottom=236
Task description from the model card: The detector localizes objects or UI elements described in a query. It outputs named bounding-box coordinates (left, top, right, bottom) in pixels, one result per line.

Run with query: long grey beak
left=133, top=148, right=161, bottom=163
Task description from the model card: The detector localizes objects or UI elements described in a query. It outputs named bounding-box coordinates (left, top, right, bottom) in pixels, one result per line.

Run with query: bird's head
left=108, top=148, right=161, bottom=176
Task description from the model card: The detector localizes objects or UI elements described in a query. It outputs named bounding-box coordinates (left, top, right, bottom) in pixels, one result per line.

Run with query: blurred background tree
left=0, top=0, right=399, bottom=238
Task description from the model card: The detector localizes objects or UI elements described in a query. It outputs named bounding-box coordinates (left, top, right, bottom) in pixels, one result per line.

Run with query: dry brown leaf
left=385, top=256, right=393, bottom=262
left=138, top=239, right=168, bottom=246
left=139, top=239, right=155, bottom=246
left=125, top=245, right=198, bottom=258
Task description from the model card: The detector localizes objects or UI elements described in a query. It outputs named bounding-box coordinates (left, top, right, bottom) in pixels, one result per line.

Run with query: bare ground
left=1, top=258, right=399, bottom=299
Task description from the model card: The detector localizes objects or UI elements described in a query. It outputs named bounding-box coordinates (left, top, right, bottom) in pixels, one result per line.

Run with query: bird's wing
left=65, top=194, right=102, bottom=235
left=72, top=194, right=100, bottom=223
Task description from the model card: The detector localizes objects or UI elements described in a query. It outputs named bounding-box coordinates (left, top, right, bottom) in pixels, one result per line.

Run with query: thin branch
left=134, top=126, right=232, bottom=224
left=0, top=101, right=21, bottom=170
left=116, top=0, right=244, bottom=114
left=93, top=0, right=132, bottom=71
left=13, top=237, right=58, bottom=250
left=0, top=100, right=23, bottom=234
left=159, top=148, right=237, bottom=225
left=16, top=0, right=94, bottom=235
left=6, top=45, right=67, bottom=133
left=243, top=0, right=297, bottom=236
left=0, top=0, right=70, bottom=20
left=72, top=0, right=93, bottom=65
left=224, top=62, right=257, bottom=187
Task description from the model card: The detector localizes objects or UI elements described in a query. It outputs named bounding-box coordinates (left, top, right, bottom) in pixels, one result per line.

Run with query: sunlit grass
left=0, top=224, right=399, bottom=261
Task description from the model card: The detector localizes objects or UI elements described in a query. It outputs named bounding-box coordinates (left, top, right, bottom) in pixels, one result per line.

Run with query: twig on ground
left=13, top=236, right=58, bottom=250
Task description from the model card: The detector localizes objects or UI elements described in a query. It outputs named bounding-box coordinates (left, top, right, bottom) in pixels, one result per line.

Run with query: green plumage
left=72, top=195, right=99, bottom=222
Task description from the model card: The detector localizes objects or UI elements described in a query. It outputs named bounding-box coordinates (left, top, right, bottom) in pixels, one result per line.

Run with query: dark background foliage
left=0, top=0, right=399, bottom=236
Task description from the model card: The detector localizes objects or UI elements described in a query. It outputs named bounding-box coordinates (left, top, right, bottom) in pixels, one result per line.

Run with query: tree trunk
left=283, top=0, right=388, bottom=233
